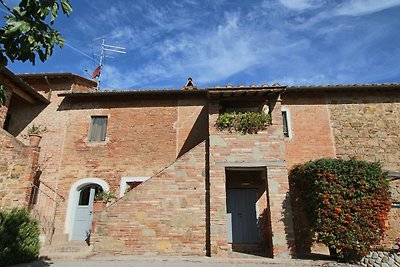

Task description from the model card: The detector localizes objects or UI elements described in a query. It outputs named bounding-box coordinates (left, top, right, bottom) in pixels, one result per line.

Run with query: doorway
left=225, top=168, right=273, bottom=257
left=71, top=184, right=102, bottom=241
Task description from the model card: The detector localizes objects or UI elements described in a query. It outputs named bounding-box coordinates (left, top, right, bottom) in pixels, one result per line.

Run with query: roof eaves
left=288, top=83, right=400, bottom=91
left=1, top=68, right=50, bottom=104
left=59, top=88, right=207, bottom=97
left=18, top=72, right=97, bottom=87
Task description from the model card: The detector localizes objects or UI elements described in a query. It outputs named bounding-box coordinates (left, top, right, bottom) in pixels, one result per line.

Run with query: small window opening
left=78, top=187, right=91, bottom=206
left=89, top=116, right=108, bottom=142
left=125, top=181, right=142, bottom=194
left=282, top=111, right=289, bottom=137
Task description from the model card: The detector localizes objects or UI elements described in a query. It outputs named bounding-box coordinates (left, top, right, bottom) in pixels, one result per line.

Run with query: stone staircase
left=40, top=237, right=92, bottom=259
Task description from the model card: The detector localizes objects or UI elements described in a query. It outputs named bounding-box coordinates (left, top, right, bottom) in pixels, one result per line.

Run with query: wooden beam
left=12, top=86, right=36, bottom=104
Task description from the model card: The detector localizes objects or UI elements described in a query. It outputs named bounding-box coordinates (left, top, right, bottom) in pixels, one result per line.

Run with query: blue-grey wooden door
left=71, top=186, right=95, bottom=240
left=227, top=189, right=260, bottom=243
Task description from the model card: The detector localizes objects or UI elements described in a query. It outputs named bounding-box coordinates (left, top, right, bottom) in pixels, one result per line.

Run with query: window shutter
left=89, top=116, right=108, bottom=141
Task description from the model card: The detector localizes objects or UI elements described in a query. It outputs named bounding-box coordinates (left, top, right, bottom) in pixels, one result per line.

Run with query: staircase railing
left=29, top=181, right=64, bottom=245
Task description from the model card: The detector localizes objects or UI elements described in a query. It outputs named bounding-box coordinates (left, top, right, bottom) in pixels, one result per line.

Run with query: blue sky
left=2, top=0, right=400, bottom=89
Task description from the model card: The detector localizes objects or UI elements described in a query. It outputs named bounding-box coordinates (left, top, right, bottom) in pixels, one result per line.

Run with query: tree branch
left=0, top=0, right=12, bottom=13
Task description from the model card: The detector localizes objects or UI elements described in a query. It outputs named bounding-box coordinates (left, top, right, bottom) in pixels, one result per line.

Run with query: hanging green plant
left=215, top=111, right=271, bottom=134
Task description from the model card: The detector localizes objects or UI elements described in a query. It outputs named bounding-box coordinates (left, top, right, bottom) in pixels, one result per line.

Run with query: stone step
left=40, top=241, right=93, bottom=259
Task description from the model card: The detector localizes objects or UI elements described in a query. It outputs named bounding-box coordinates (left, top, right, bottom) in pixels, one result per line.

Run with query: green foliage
left=27, top=123, right=48, bottom=135
left=94, top=191, right=116, bottom=202
left=0, top=208, right=40, bottom=267
left=215, top=111, right=271, bottom=134
left=0, top=82, right=8, bottom=106
left=0, top=0, right=72, bottom=67
left=289, top=158, right=391, bottom=262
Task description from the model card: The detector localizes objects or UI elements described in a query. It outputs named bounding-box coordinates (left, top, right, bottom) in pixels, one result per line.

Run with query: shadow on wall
left=288, top=173, right=314, bottom=258
left=177, top=106, right=208, bottom=158
left=288, top=176, right=332, bottom=260
left=57, top=94, right=205, bottom=111
left=6, top=93, right=46, bottom=136
left=281, top=192, right=296, bottom=257
left=259, top=207, right=273, bottom=257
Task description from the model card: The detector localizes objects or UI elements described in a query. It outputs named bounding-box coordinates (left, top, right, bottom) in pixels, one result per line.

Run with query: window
left=282, top=111, right=289, bottom=137
left=89, top=116, right=108, bottom=142
left=119, top=177, right=149, bottom=197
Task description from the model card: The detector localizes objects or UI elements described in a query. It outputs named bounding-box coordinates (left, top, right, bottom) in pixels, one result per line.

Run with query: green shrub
left=0, top=208, right=40, bottom=267
left=289, top=158, right=391, bottom=262
left=215, top=111, right=271, bottom=134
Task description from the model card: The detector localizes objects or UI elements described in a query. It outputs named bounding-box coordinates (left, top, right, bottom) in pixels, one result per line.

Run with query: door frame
left=65, top=178, right=109, bottom=240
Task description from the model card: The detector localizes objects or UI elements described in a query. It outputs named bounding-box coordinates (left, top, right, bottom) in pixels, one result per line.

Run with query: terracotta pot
left=93, top=201, right=107, bottom=212
left=29, top=134, right=42, bottom=147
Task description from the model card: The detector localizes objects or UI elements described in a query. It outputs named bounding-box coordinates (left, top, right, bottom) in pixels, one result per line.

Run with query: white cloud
left=58, top=0, right=400, bottom=88
left=278, top=0, right=321, bottom=11
left=334, top=0, right=400, bottom=16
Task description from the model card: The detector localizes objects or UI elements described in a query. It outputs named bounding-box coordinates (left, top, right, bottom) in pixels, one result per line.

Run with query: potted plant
left=27, top=124, right=48, bottom=147
left=93, top=191, right=116, bottom=212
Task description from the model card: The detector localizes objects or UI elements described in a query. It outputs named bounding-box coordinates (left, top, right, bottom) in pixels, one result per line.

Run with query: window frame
left=281, top=107, right=292, bottom=139
left=88, top=115, right=108, bottom=142
left=119, top=176, right=150, bottom=197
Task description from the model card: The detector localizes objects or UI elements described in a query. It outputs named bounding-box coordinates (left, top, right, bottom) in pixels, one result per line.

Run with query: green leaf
left=60, top=0, right=72, bottom=15
left=51, top=2, right=59, bottom=23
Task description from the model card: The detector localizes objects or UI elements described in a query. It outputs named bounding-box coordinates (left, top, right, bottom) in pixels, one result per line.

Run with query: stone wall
left=283, top=89, right=400, bottom=255
left=0, top=128, right=38, bottom=209
left=92, top=141, right=206, bottom=255
left=360, top=251, right=400, bottom=267
left=385, top=178, right=400, bottom=247
left=327, top=90, right=400, bottom=172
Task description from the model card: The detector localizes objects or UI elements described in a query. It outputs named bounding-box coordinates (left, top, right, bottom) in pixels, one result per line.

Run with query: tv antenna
left=89, top=38, right=126, bottom=90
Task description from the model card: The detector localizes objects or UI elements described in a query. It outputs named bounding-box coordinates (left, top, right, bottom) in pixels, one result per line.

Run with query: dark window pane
left=79, top=187, right=91, bottom=205
left=282, top=111, right=289, bottom=137
left=89, top=116, right=108, bottom=141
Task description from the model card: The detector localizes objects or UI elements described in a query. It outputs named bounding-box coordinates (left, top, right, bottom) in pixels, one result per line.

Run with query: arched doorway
left=66, top=178, right=109, bottom=241
left=71, top=184, right=102, bottom=240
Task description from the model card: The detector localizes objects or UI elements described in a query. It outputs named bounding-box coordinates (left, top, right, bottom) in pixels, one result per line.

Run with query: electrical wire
left=64, top=42, right=98, bottom=63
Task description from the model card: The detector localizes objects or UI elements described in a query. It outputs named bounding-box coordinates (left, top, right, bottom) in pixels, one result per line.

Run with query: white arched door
left=71, top=184, right=101, bottom=241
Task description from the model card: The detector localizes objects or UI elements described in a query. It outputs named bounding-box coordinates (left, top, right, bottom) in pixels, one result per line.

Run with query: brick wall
left=208, top=95, right=295, bottom=258
left=92, top=141, right=206, bottom=255
left=0, top=128, right=38, bottom=209
left=8, top=86, right=207, bottom=241
left=282, top=92, right=336, bottom=169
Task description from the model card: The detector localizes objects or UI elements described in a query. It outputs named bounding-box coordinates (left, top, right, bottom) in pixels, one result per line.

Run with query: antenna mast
left=93, top=38, right=126, bottom=90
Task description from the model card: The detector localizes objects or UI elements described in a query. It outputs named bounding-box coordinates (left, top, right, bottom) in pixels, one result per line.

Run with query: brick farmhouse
left=0, top=67, right=399, bottom=258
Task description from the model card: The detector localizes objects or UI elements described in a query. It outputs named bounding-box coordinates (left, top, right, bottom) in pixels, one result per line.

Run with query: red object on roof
left=91, top=65, right=101, bottom=79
